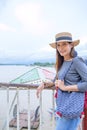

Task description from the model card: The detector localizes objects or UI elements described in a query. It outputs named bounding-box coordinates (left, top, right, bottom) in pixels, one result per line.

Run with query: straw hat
left=49, top=32, right=80, bottom=49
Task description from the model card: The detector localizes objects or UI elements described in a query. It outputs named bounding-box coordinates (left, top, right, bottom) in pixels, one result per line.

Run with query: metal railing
left=0, top=82, right=55, bottom=130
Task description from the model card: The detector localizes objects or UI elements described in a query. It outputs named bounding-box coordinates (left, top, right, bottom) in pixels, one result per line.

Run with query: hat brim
left=49, top=40, right=80, bottom=49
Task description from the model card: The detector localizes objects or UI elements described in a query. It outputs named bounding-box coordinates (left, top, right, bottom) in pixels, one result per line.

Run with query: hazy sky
left=0, top=0, right=87, bottom=60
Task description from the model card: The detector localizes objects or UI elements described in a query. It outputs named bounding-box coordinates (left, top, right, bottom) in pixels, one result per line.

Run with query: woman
left=36, top=32, right=87, bottom=130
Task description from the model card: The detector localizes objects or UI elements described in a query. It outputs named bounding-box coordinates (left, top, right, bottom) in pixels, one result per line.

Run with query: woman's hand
left=36, top=82, right=45, bottom=98
left=55, top=80, right=79, bottom=92
left=55, top=80, right=65, bottom=91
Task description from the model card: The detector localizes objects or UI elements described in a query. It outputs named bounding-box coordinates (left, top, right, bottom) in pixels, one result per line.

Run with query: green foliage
left=30, top=62, right=55, bottom=67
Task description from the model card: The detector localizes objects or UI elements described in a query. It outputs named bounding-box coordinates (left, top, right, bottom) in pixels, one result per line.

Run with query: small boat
left=9, top=105, right=40, bottom=129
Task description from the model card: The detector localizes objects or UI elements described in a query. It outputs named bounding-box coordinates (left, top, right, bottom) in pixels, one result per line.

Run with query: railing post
left=28, top=89, right=30, bottom=130
left=17, top=88, right=20, bottom=130
left=7, top=87, right=9, bottom=130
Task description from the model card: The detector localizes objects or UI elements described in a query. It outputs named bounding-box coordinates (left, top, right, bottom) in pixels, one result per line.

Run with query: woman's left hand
left=55, top=80, right=65, bottom=91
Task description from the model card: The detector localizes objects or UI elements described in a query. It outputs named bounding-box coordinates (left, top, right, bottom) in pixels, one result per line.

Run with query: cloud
left=0, top=23, right=16, bottom=32
left=75, top=35, right=87, bottom=57
left=36, top=45, right=55, bottom=52
left=28, top=45, right=55, bottom=60
left=14, top=2, right=52, bottom=35
left=80, top=36, right=87, bottom=44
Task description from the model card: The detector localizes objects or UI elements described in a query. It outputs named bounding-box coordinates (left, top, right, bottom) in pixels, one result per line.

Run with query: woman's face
left=57, top=42, right=73, bottom=59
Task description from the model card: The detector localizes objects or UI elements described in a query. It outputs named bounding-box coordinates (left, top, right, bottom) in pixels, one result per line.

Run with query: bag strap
left=53, top=60, right=73, bottom=83
left=61, top=61, right=73, bottom=80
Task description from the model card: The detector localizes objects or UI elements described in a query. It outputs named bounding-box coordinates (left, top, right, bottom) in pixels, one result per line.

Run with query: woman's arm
left=73, top=57, right=87, bottom=92
left=55, top=80, right=79, bottom=92
left=43, top=81, right=55, bottom=88
left=36, top=81, right=54, bottom=98
left=64, top=84, right=79, bottom=92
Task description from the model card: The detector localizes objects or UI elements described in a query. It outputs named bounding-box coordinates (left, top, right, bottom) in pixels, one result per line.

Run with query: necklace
left=64, top=58, right=73, bottom=61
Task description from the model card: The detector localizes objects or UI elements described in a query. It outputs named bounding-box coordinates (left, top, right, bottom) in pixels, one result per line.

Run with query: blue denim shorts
left=55, top=116, right=81, bottom=130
